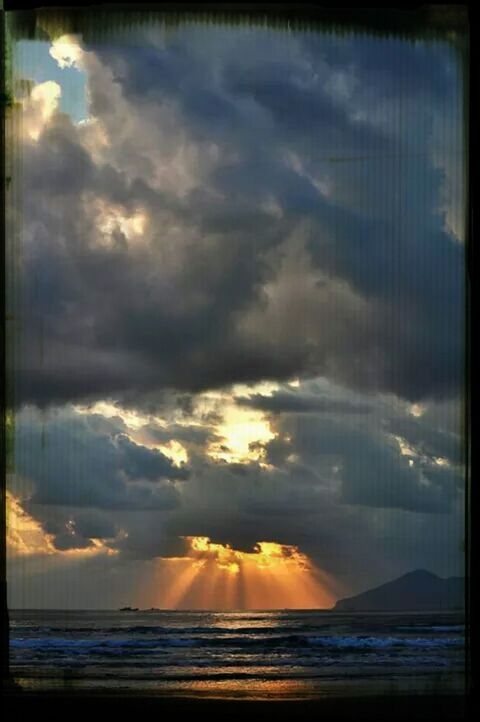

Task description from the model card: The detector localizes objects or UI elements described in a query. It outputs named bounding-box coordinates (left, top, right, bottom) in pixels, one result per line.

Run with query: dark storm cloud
left=7, top=27, right=467, bottom=609
left=12, top=409, right=186, bottom=512
left=264, top=414, right=457, bottom=514
left=299, top=33, right=457, bottom=102
left=116, top=433, right=189, bottom=481
left=237, top=389, right=372, bottom=414
left=384, top=415, right=463, bottom=465
left=10, top=395, right=464, bottom=586
left=51, top=531, right=94, bottom=552
left=40, top=507, right=117, bottom=542
left=420, top=463, right=464, bottom=498
left=27, top=505, right=119, bottom=552
left=131, top=422, right=462, bottom=583
left=69, top=508, right=118, bottom=539
left=13, top=27, right=465, bottom=409
left=142, top=422, right=217, bottom=446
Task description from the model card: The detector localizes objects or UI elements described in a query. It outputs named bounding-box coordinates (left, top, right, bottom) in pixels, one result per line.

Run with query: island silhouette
left=333, top=569, right=464, bottom=612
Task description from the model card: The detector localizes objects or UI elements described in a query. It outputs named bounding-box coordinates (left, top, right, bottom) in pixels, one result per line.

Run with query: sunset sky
left=6, top=20, right=466, bottom=609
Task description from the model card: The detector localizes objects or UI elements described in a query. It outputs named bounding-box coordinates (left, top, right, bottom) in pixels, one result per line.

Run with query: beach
left=8, top=608, right=466, bottom=706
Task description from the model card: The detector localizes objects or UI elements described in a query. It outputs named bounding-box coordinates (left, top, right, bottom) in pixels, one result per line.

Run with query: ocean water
left=9, top=610, right=466, bottom=699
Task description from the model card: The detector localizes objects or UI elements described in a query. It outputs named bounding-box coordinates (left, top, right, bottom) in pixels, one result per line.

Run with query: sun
left=208, top=404, right=275, bottom=464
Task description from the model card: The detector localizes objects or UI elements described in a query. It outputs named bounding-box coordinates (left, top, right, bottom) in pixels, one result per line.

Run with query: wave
left=306, top=636, right=463, bottom=649
left=10, top=624, right=338, bottom=636
left=11, top=653, right=457, bottom=670
left=398, top=625, right=464, bottom=633
left=11, top=634, right=465, bottom=653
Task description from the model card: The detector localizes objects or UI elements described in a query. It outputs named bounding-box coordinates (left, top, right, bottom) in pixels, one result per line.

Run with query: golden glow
left=175, top=677, right=322, bottom=700
left=393, top=435, right=418, bottom=458
left=7, top=491, right=55, bottom=556
left=188, top=536, right=243, bottom=573
left=151, top=537, right=340, bottom=610
left=232, top=381, right=279, bottom=398
left=74, top=401, right=151, bottom=430
left=6, top=491, right=117, bottom=558
left=159, top=559, right=207, bottom=608
left=88, top=196, right=148, bottom=247
left=208, top=404, right=275, bottom=464
left=156, top=439, right=188, bottom=466
left=75, top=387, right=278, bottom=467
left=73, top=404, right=188, bottom=465
left=49, top=34, right=84, bottom=70
left=409, top=403, right=425, bottom=418
left=434, top=456, right=450, bottom=467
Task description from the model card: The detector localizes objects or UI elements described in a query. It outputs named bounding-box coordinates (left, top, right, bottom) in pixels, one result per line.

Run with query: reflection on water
left=10, top=609, right=465, bottom=700
left=16, top=672, right=466, bottom=700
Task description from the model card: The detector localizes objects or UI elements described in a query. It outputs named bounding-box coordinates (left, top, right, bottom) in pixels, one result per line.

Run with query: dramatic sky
left=7, top=21, right=466, bottom=609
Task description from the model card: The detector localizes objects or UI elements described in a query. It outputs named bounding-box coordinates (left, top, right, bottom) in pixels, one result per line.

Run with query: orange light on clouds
left=148, top=536, right=341, bottom=610
left=7, top=487, right=344, bottom=610
left=7, top=492, right=54, bottom=556
left=6, top=491, right=117, bottom=559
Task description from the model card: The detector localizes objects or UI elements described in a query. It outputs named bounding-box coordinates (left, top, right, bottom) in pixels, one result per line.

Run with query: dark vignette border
left=0, top=3, right=471, bottom=717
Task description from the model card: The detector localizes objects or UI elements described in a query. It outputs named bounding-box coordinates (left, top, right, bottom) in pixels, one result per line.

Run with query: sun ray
left=161, top=559, right=205, bottom=608
left=151, top=536, right=338, bottom=610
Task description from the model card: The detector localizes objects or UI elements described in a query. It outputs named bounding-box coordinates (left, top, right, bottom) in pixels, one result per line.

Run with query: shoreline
left=8, top=669, right=466, bottom=697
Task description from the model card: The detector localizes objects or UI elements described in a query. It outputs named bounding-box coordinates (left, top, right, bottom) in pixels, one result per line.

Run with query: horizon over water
left=9, top=608, right=465, bottom=700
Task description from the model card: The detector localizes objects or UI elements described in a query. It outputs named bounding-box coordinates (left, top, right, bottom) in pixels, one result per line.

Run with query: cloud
left=264, top=412, right=459, bottom=514
left=49, top=34, right=85, bottom=70
left=7, top=26, right=466, bottom=606
left=11, top=28, right=464, bottom=410
left=6, top=491, right=118, bottom=557
left=236, top=388, right=372, bottom=415
left=8, top=386, right=464, bottom=596
left=12, top=408, right=186, bottom=513
left=21, top=80, right=61, bottom=141
left=115, top=433, right=189, bottom=481
left=384, top=415, right=463, bottom=466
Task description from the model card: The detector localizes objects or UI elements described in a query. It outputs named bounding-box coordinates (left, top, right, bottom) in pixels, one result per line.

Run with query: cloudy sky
left=7, top=21, right=466, bottom=609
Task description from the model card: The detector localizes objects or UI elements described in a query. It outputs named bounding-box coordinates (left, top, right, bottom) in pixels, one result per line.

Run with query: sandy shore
left=2, top=687, right=469, bottom=720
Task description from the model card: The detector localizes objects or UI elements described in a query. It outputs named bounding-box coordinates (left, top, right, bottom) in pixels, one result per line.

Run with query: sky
left=6, top=22, right=466, bottom=610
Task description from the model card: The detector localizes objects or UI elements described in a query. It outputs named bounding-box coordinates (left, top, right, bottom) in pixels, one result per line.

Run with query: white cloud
left=49, top=34, right=85, bottom=70
left=22, top=80, right=61, bottom=140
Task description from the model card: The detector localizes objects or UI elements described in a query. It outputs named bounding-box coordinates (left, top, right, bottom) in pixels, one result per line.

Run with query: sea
left=9, top=609, right=466, bottom=700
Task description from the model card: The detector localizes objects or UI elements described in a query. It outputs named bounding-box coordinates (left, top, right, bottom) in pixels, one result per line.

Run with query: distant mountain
left=333, top=569, right=464, bottom=612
